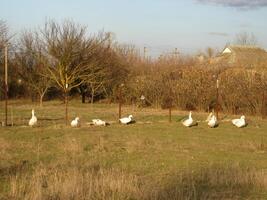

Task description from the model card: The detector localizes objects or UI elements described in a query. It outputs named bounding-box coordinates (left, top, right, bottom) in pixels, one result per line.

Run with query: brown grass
left=9, top=166, right=142, bottom=200
left=6, top=161, right=267, bottom=200
left=0, top=138, right=11, bottom=158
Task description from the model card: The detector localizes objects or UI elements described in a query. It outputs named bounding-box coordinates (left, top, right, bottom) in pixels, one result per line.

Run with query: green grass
left=0, top=100, right=267, bottom=199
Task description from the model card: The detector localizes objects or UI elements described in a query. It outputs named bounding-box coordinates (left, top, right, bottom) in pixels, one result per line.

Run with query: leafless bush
left=124, top=58, right=267, bottom=115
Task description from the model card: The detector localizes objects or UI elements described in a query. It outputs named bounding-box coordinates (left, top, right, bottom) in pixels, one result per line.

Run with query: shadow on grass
left=38, top=117, right=64, bottom=121
left=1, top=117, right=64, bottom=127
left=0, top=160, right=30, bottom=178
left=148, top=163, right=266, bottom=200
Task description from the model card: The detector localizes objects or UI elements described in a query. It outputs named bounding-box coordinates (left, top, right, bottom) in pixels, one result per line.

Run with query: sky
left=1, top=0, right=267, bottom=57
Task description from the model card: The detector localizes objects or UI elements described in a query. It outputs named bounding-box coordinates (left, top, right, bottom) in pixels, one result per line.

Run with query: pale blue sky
left=1, top=0, right=267, bottom=57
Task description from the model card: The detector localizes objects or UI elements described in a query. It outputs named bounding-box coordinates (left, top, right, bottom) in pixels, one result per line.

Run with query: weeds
left=6, top=162, right=267, bottom=200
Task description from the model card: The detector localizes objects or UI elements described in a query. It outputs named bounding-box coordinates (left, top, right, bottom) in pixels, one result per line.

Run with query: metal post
left=169, top=107, right=172, bottom=123
left=262, top=90, right=266, bottom=119
left=65, top=91, right=68, bottom=125
left=216, top=79, right=219, bottom=120
left=4, top=45, right=8, bottom=126
left=169, top=87, right=173, bottom=123
left=118, top=87, right=122, bottom=120
left=118, top=84, right=124, bottom=120
left=65, top=82, right=68, bottom=125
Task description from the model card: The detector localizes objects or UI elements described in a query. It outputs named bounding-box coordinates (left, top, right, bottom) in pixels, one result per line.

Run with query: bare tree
left=0, top=20, right=8, bottom=47
left=234, top=32, right=257, bottom=46
left=0, top=20, right=8, bottom=99
left=15, top=31, right=52, bottom=106
left=42, top=20, right=109, bottom=124
left=78, top=64, right=108, bottom=104
left=0, top=20, right=15, bottom=101
left=205, top=47, right=215, bottom=58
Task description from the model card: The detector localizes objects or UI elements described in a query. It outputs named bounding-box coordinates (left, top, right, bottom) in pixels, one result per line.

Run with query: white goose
left=205, top=112, right=213, bottom=122
left=232, top=115, right=246, bottom=128
left=71, top=117, right=80, bottom=127
left=119, top=115, right=133, bottom=124
left=182, top=111, right=194, bottom=127
left=29, top=109, right=37, bottom=127
left=208, top=114, right=218, bottom=128
left=92, top=119, right=106, bottom=126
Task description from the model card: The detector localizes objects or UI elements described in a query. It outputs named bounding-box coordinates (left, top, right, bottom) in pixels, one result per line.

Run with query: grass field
left=1, top=100, right=267, bottom=199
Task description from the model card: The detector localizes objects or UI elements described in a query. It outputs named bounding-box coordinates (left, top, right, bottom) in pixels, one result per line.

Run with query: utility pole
left=174, top=48, right=179, bottom=64
left=4, top=44, right=8, bottom=126
left=107, top=32, right=112, bottom=49
left=143, top=46, right=147, bottom=61
left=174, top=48, right=179, bottom=57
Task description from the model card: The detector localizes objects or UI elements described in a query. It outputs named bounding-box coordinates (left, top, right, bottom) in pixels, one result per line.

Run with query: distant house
left=211, top=45, right=267, bottom=67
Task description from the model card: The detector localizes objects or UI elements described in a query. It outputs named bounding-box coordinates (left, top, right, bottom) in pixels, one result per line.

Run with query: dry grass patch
left=6, top=163, right=267, bottom=200
left=8, top=165, right=142, bottom=200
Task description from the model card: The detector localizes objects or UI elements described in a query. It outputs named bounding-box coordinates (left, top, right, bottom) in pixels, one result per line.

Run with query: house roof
left=223, top=45, right=266, bottom=54
left=220, top=45, right=267, bottom=66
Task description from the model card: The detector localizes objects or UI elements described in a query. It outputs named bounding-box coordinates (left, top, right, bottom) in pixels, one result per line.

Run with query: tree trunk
left=65, top=91, right=68, bottom=125
left=39, top=93, right=45, bottom=107
left=31, top=93, right=35, bottom=103
left=39, top=95, right=43, bottom=107
left=91, top=90, right=94, bottom=105
left=82, top=92, right=86, bottom=103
